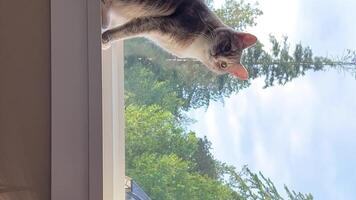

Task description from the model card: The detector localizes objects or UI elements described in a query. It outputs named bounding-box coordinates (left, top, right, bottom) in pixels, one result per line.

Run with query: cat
left=101, top=0, right=257, bottom=80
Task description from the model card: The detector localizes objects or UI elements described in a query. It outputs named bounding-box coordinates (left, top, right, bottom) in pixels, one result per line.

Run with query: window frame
left=51, top=0, right=125, bottom=199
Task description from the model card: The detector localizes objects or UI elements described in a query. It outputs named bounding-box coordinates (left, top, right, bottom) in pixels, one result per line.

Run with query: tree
left=125, top=105, right=238, bottom=199
left=192, top=136, right=219, bottom=179
left=128, top=154, right=236, bottom=200
left=124, top=0, right=356, bottom=111
left=124, top=60, right=184, bottom=114
left=218, top=164, right=313, bottom=200
left=125, top=105, right=198, bottom=169
left=244, top=36, right=356, bottom=88
left=214, top=0, right=263, bottom=30
left=125, top=105, right=313, bottom=199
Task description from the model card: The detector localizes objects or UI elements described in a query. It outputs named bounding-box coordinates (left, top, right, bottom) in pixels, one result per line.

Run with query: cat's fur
left=101, top=0, right=257, bottom=80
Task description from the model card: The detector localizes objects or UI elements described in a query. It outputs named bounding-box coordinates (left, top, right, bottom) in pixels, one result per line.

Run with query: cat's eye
left=223, top=44, right=231, bottom=52
left=220, top=61, right=228, bottom=69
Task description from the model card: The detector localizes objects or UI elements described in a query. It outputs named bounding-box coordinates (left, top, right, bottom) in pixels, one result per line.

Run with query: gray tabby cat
left=101, top=0, right=257, bottom=80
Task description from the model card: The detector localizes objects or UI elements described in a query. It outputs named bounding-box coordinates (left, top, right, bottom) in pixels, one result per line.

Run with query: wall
left=0, top=0, right=51, bottom=200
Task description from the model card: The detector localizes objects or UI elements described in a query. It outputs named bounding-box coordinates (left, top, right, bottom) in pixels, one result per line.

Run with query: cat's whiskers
left=186, top=32, right=211, bottom=42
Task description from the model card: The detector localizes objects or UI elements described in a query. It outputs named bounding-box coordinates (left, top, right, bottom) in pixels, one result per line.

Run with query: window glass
left=124, top=0, right=356, bottom=199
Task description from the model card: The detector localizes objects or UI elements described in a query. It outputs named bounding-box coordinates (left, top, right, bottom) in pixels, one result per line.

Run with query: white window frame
left=102, top=44, right=125, bottom=200
left=51, top=0, right=125, bottom=199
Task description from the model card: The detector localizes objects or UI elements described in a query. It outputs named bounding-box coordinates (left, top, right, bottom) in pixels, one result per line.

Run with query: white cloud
left=246, top=0, right=300, bottom=48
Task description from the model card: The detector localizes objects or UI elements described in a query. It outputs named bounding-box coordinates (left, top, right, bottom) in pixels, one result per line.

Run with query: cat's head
left=205, top=28, right=257, bottom=80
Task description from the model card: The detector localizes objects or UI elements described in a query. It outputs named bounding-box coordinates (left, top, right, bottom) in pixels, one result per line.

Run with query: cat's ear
left=235, top=32, right=257, bottom=49
left=227, top=64, right=249, bottom=80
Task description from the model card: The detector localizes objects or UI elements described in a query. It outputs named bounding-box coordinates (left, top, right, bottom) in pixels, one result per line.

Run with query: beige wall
left=0, top=0, right=51, bottom=200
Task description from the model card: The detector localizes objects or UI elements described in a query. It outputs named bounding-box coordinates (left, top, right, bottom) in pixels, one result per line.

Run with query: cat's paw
left=102, top=31, right=112, bottom=50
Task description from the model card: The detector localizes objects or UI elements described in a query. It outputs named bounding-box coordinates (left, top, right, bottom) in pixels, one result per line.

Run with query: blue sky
left=188, top=0, right=356, bottom=199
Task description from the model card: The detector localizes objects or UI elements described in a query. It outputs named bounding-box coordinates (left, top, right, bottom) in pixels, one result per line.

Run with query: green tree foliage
left=218, top=164, right=313, bottom=200
left=125, top=105, right=197, bottom=169
left=125, top=105, right=237, bottom=199
left=124, top=60, right=184, bottom=114
left=214, top=0, right=263, bottom=30
left=126, top=105, right=217, bottom=179
left=244, top=37, right=356, bottom=88
left=125, top=105, right=313, bottom=199
left=192, top=136, right=219, bottom=179
left=128, top=154, right=235, bottom=200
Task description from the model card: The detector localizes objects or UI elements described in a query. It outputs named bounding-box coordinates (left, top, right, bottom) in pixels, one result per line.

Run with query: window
left=102, top=43, right=126, bottom=200
left=50, top=0, right=356, bottom=199
left=122, top=0, right=356, bottom=200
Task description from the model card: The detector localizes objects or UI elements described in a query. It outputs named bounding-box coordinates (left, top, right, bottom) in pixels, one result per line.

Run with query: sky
left=188, top=0, right=356, bottom=199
